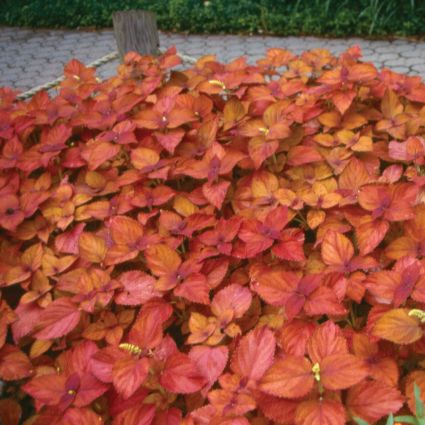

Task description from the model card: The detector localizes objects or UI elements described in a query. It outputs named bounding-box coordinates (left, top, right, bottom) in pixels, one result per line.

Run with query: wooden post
left=112, top=10, right=160, bottom=60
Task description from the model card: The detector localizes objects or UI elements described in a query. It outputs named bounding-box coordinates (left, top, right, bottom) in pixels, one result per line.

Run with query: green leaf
left=385, top=414, right=394, bottom=425
left=354, top=417, right=370, bottom=425
left=415, top=383, right=425, bottom=419
left=394, top=415, right=419, bottom=425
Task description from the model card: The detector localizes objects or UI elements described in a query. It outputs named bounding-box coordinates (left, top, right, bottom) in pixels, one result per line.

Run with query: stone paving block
left=3, top=26, right=425, bottom=92
left=389, top=66, right=410, bottom=74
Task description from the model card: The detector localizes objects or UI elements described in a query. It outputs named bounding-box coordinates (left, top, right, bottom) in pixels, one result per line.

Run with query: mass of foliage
left=1, top=45, right=425, bottom=424
left=1, top=0, right=425, bottom=37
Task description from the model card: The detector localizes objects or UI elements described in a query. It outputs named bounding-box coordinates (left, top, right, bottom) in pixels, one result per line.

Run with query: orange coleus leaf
left=0, top=345, right=33, bottom=381
left=131, top=147, right=160, bottom=171
left=295, top=398, right=346, bottom=425
left=81, top=140, right=121, bottom=171
left=0, top=398, right=21, bottom=425
left=231, top=326, right=275, bottom=382
left=319, top=353, right=368, bottom=391
left=346, top=380, right=404, bottom=423
left=321, top=230, right=376, bottom=274
left=145, top=243, right=181, bottom=276
left=321, top=230, right=353, bottom=271
left=405, top=370, right=425, bottom=416
left=260, top=355, right=314, bottom=399
left=306, top=321, right=348, bottom=364
left=112, top=356, right=149, bottom=400
left=372, top=308, right=423, bottom=344
left=78, top=232, right=106, bottom=263
left=352, top=332, right=398, bottom=382
left=358, top=183, right=418, bottom=222
left=256, top=392, right=298, bottom=425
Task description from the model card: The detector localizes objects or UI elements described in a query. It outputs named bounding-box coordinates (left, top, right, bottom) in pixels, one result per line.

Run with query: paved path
left=1, top=26, right=425, bottom=93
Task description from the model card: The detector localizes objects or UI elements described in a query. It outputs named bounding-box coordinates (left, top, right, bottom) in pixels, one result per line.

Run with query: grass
left=0, top=0, right=424, bottom=38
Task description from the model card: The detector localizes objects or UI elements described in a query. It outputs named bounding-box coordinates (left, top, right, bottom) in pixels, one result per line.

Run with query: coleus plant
left=0, top=45, right=425, bottom=425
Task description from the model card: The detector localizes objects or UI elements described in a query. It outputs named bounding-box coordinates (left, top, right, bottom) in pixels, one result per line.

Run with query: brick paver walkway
left=1, top=26, right=425, bottom=92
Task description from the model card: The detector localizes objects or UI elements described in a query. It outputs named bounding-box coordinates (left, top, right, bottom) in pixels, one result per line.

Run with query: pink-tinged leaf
left=189, top=346, right=228, bottom=391
left=211, top=284, right=252, bottom=322
left=74, top=374, right=108, bottom=407
left=174, top=273, right=210, bottom=304
left=112, top=356, right=149, bottom=400
left=155, top=129, right=185, bottom=154
left=115, top=271, right=159, bottom=306
left=90, top=346, right=125, bottom=383
left=34, top=298, right=81, bottom=340
left=160, top=352, right=207, bottom=394
left=231, top=326, right=276, bottom=382
left=55, top=223, right=86, bottom=254
left=202, top=180, right=230, bottom=209
left=12, top=301, right=43, bottom=343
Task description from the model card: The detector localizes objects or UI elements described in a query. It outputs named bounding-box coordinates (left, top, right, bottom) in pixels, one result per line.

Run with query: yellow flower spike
left=312, top=362, right=321, bottom=382
left=408, top=308, right=425, bottom=323
left=119, top=343, right=142, bottom=355
left=258, top=127, right=270, bottom=136
left=67, top=389, right=77, bottom=395
left=208, top=79, right=226, bottom=90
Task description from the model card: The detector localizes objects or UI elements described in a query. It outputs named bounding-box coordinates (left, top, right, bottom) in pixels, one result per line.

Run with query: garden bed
left=0, top=46, right=425, bottom=424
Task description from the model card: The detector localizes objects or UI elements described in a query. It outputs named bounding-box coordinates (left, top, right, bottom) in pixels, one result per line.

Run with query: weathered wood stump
left=112, top=10, right=160, bottom=60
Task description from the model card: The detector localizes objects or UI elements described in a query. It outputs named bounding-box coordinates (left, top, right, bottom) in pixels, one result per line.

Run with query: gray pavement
left=1, top=26, right=425, bottom=93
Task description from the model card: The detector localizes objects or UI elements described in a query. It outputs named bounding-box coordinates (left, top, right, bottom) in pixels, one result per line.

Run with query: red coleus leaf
left=231, top=326, right=276, bottom=382
left=346, top=380, right=404, bottom=423
left=202, top=180, right=231, bottom=209
left=160, top=352, right=207, bottom=394
left=260, top=355, right=314, bottom=399
left=34, top=298, right=81, bottom=340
